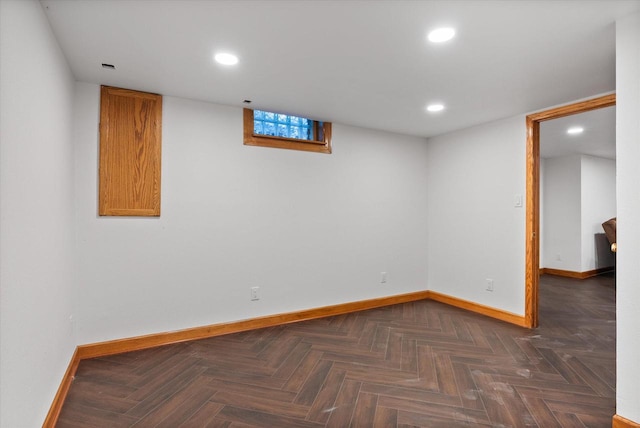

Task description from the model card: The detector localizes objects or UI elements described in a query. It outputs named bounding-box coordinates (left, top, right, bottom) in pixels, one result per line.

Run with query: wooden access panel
left=99, top=86, right=162, bottom=216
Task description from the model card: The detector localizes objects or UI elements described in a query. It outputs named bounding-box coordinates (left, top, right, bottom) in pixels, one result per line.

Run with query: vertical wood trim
left=525, top=115, right=540, bottom=328
left=524, top=93, right=616, bottom=329
left=99, top=86, right=162, bottom=216
left=243, top=107, right=255, bottom=144
left=322, top=122, right=332, bottom=152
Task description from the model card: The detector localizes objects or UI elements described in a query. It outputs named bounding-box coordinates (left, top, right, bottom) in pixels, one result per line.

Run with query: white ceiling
left=40, top=0, right=640, bottom=138
left=540, top=106, right=616, bottom=160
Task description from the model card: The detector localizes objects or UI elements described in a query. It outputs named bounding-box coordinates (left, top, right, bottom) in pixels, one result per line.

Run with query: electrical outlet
left=486, top=279, right=494, bottom=292
left=381, top=272, right=388, bottom=284
left=250, top=286, right=260, bottom=301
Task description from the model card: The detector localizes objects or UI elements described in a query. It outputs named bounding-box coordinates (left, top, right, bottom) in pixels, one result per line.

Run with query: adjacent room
left=540, top=106, right=617, bottom=279
left=1, top=1, right=639, bottom=426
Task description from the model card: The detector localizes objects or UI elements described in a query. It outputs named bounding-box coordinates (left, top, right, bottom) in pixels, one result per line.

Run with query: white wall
left=540, top=155, right=616, bottom=272
left=580, top=155, right=616, bottom=271
left=73, top=84, right=430, bottom=344
left=425, top=116, right=526, bottom=315
left=0, top=1, right=77, bottom=426
left=616, top=11, right=640, bottom=424
left=541, top=155, right=582, bottom=271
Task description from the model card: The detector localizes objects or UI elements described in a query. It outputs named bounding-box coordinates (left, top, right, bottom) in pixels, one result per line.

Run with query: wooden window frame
left=243, top=108, right=332, bottom=154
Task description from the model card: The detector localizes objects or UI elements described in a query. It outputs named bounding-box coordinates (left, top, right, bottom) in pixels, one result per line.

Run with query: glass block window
left=243, top=108, right=332, bottom=154
left=253, top=110, right=314, bottom=141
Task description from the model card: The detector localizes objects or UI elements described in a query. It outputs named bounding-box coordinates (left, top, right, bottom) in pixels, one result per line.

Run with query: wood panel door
left=99, top=86, right=162, bottom=216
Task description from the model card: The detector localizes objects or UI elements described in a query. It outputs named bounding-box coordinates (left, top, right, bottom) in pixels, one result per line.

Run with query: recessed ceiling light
left=567, top=126, right=584, bottom=135
left=426, top=103, right=445, bottom=113
left=428, top=27, right=456, bottom=43
left=214, top=52, right=239, bottom=66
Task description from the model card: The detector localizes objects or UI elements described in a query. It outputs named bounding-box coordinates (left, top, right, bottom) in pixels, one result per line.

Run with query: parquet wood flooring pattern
left=57, top=273, right=616, bottom=427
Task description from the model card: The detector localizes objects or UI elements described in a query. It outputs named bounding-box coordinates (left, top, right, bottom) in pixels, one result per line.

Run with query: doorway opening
left=524, top=93, right=616, bottom=328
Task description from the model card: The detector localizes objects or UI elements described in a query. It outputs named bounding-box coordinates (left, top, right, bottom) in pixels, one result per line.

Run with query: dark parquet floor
left=57, top=273, right=616, bottom=427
